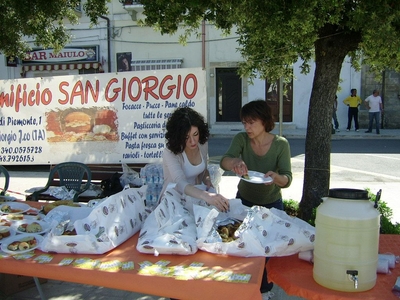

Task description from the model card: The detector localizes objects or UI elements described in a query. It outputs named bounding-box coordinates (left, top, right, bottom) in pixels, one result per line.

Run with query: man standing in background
left=343, top=88, right=362, bottom=132
left=364, top=89, right=383, bottom=135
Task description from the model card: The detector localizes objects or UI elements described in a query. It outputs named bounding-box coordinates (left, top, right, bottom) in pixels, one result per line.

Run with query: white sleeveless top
left=182, top=150, right=205, bottom=184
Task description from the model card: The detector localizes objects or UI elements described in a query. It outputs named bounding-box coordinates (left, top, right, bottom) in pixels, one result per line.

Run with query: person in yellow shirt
left=343, top=88, right=362, bottom=132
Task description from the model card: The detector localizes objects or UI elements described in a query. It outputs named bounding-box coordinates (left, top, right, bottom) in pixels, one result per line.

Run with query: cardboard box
left=0, top=273, right=47, bottom=296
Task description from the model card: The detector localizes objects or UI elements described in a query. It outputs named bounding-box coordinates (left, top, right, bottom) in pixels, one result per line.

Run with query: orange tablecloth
left=267, top=234, right=400, bottom=300
left=0, top=202, right=264, bottom=300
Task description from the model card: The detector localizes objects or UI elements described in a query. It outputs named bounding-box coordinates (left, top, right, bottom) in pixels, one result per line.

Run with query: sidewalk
left=4, top=128, right=400, bottom=300
left=269, top=127, right=399, bottom=140
left=211, top=126, right=400, bottom=140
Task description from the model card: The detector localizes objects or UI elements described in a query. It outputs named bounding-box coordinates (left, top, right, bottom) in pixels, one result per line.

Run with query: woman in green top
left=220, top=100, right=292, bottom=209
left=220, top=99, right=293, bottom=296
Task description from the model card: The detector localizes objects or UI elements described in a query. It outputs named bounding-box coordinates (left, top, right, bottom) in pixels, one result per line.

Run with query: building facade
left=1, top=0, right=399, bottom=131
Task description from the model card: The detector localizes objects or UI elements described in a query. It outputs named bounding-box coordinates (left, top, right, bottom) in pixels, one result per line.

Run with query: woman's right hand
left=231, top=158, right=249, bottom=176
left=204, top=193, right=230, bottom=212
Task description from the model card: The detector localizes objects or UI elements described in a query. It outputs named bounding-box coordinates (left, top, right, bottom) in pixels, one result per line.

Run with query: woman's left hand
left=264, top=171, right=288, bottom=187
left=263, top=171, right=276, bottom=186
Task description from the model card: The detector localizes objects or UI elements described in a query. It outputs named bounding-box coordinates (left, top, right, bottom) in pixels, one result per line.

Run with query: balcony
left=119, top=0, right=144, bottom=21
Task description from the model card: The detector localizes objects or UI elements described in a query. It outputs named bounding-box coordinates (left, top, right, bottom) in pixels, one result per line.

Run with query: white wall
left=247, top=78, right=266, bottom=103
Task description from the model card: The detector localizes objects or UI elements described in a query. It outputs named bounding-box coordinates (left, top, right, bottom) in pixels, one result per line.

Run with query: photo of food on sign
left=46, top=108, right=118, bottom=142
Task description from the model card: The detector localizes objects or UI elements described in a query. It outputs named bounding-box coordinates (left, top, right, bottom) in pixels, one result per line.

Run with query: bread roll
left=18, top=242, right=30, bottom=251
left=0, top=219, right=11, bottom=226
left=64, top=111, right=92, bottom=133
left=22, top=236, right=37, bottom=247
left=43, top=200, right=80, bottom=214
left=26, top=222, right=42, bottom=233
left=7, top=241, right=19, bottom=251
left=95, top=109, right=117, bottom=131
left=0, top=226, right=10, bottom=238
left=6, top=214, right=23, bottom=220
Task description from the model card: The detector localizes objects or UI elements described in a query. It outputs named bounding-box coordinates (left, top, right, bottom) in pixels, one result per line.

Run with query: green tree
left=0, top=0, right=109, bottom=58
left=140, top=0, right=400, bottom=220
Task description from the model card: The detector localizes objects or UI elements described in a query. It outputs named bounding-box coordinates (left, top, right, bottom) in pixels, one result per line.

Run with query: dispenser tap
left=346, top=270, right=358, bottom=289
left=374, top=189, right=382, bottom=209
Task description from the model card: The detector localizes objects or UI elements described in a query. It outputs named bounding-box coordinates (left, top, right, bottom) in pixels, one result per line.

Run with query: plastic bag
left=41, top=186, right=149, bottom=254
left=195, top=205, right=315, bottom=257
left=136, top=188, right=198, bottom=256
left=49, top=186, right=77, bottom=200
left=120, top=163, right=141, bottom=187
left=182, top=184, right=216, bottom=214
left=207, top=164, right=224, bottom=192
left=140, top=163, right=164, bottom=207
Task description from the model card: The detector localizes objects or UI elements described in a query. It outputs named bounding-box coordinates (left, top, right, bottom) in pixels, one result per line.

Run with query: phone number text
left=0, top=146, right=43, bottom=155
left=0, top=155, right=35, bottom=163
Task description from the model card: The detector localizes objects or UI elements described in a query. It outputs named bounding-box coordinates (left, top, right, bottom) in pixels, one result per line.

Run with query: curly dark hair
left=240, top=100, right=275, bottom=132
left=165, top=107, right=209, bottom=154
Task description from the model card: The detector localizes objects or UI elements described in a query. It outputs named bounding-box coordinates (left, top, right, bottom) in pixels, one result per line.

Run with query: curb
left=211, top=130, right=400, bottom=140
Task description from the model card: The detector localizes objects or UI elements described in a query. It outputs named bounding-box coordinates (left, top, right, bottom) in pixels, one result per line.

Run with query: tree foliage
left=140, top=0, right=400, bottom=220
left=141, top=1, right=400, bottom=80
left=0, top=0, right=109, bottom=58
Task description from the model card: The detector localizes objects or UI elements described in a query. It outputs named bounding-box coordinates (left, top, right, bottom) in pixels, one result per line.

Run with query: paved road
left=209, top=137, right=400, bottom=223
left=209, top=136, right=400, bottom=158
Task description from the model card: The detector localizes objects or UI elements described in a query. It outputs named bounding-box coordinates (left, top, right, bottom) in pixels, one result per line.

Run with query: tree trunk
left=299, top=29, right=360, bottom=221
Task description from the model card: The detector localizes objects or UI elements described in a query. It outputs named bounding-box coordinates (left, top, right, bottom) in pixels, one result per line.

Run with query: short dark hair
left=240, top=100, right=275, bottom=132
left=165, top=107, right=209, bottom=154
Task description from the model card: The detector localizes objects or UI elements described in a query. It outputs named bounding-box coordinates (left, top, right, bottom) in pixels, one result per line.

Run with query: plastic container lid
left=328, top=188, right=369, bottom=200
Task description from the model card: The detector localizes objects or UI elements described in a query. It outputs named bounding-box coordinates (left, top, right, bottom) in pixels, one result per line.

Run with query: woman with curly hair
left=161, top=107, right=229, bottom=212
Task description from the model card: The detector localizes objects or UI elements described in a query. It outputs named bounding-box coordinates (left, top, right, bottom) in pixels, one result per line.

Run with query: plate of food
left=42, top=200, right=81, bottom=215
left=239, top=171, right=273, bottom=184
left=1, top=233, right=43, bottom=254
left=0, top=202, right=31, bottom=215
left=14, top=220, right=51, bottom=235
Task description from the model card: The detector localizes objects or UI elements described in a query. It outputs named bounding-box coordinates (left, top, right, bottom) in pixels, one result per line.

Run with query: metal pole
left=279, top=77, right=284, bottom=136
left=33, top=277, right=47, bottom=300
left=381, top=70, right=385, bottom=129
